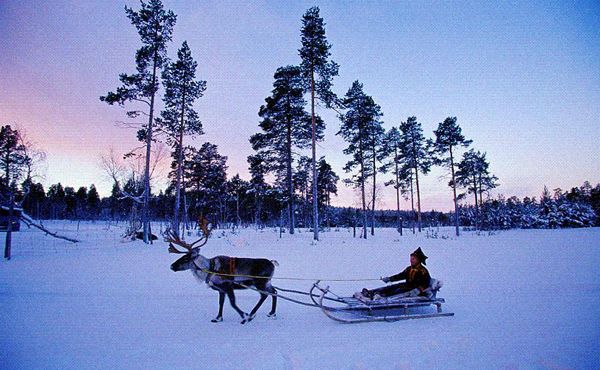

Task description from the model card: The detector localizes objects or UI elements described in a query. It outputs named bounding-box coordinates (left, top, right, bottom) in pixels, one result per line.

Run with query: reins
left=198, top=268, right=381, bottom=282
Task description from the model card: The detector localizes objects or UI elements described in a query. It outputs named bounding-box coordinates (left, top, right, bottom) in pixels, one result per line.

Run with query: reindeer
left=166, top=225, right=277, bottom=324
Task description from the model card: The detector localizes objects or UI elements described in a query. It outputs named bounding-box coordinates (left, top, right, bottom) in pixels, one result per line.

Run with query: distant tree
left=74, top=186, right=87, bottom=219
left=0, top=125, right=33, bottom=259
left=158, top=41, right=206, bottom=236
left=47, top=183, right=66, bottom=219
left=367, top=109, right=385, bottom=236
left=250, top=66, right=321, bottom=234
left=226, top=174, right=249, bottom=227
left=0, top=125, right=29, bottom=192
left=381, top=127, right=413, bottom=233
left=247, top=154, right=268, bottom=226
left=317, top=157, right=339, bottom=228
left=337, top=81, right=381, bottom=239
left=187, top=143, right=228, bottom=224
left=590, top=183, right=600, bottom=225
left=87, top=185, right=100, bottom=219
left=299, top=6, right=339, bottom=241
left=108, top=182, right=124, bottom=220
left=294, top=155, right=312, bottom=227
left=21, top=181, right=45, bottom=219
left=455, top=149, right=498, bottom=230
left=399, top=116, right=432, bottom=232
left=433, top=116, right=472, bottom=236
left=100, top=0, right=176, bottom=243
left=64, top=187, right=77, bottom=218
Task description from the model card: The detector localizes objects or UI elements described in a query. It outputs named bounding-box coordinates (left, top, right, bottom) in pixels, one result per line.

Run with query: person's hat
left=411, top=247, right=428, bottom=265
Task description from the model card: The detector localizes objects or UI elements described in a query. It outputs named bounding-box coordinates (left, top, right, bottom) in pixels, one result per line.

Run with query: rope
left=237, top=283, right=320, bottom=308
left=200, top=269, right=380, bottom=282
left=273, top=285, right=346, bottom=303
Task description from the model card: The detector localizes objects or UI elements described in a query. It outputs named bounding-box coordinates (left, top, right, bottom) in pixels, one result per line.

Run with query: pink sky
left=1, top=1, right=599, bottom=212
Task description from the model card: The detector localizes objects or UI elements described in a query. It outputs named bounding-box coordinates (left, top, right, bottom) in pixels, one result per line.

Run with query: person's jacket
left=389, top=264, right=431, bottom=292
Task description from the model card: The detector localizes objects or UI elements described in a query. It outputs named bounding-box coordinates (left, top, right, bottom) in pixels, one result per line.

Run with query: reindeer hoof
left=211, top=317, right=223, bottom=323
left=267, top=313, right=277, bottom=319
left=241, top=313, right=254, bottom=324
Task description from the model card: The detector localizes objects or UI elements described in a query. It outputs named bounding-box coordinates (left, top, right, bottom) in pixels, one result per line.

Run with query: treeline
left=16, top=180, right=600, bottom=230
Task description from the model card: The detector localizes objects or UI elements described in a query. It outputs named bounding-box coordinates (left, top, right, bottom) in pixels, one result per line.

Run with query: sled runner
left=312, top=279, right=454, bottom=323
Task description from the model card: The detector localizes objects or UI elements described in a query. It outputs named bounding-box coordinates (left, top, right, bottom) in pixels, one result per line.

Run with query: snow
left=2, top=222, right=600, bottom=369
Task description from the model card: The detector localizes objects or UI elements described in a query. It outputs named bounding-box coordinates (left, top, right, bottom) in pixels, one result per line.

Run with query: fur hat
left=411, top=247, right=428, bottom=265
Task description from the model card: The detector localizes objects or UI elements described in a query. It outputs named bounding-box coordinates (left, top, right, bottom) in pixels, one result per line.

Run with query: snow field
left=1, top=222, right=599, bottom=369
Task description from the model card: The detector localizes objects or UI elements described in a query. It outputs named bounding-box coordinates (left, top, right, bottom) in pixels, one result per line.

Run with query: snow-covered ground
left=2, top=221, right=599, bottom=369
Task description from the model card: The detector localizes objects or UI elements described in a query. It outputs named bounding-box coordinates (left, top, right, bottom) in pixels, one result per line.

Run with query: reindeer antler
left=164, top=221, right=212, bottom=254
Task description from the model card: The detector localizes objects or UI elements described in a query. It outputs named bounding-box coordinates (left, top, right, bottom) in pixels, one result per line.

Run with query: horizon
left=1, top=1, right=599, bottom=212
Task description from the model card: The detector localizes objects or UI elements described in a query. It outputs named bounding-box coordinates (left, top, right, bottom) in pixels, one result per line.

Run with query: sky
left=1, top=0, right=599, bottom=211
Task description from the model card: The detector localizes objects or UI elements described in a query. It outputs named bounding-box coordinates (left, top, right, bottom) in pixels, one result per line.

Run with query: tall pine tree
left=381, top=126, right=412, bottom=233
left=455, top=149, right=498, bottom=230
left=158, top=41, right=206, bottom=237
left=399, top=116, right=432, bottom=232
left=250, top=66, right=323, bottom=234
left=100, top=0, right=176, bottom=243
left=433, top=116, right=471, bottom=236
left=299, top=6, right=339, bottom=240
left=337, top=81, right=381, bottom=239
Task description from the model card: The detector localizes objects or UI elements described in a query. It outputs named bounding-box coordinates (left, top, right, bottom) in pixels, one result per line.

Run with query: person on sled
left=361, top=247, right=431, bottom=300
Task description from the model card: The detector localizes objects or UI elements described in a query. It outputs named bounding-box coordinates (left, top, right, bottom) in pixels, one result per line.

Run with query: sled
left=311, top=279, right=454, bottom=323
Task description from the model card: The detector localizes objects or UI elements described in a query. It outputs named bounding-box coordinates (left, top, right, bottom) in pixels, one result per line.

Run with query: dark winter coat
left=389, top=264, right=431, bottom=292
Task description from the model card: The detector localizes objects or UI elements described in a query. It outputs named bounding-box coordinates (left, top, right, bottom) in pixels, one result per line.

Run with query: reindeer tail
left=271, top=260, right=279, bottom=267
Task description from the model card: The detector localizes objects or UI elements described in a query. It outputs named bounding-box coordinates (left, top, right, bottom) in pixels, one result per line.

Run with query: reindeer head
left=165, top=220, right=212, bottom=272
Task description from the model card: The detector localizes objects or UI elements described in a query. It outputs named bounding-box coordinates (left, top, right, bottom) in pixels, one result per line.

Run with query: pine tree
left=299, top=6, right=339, bottom=241
left=381, top=127, right=413, bottom=233
left=100, top=0, right=176, bottom=243
left=227, top=174, right=248, bottom=227
left=21, top=182, right=45, bottom=219
left=433, top=116, right=472, bottom=236
left=368, top=113, right=385, bottom=236
left=0, top=125, right=28, bottom=191
left=188, top=143, right=228, bottom=223
left=74, top=186, right=87, bottom=219
left=250, top=66, right=322, bottom=234
left=158, top=41, right=206, bottom=236
left=399, top=116, right=432, bottom=232
left=247, top=154, right=268, bottom=226
left=455, top=149, right=498, bottom=230
left=294, top=155, right=312, bottom=227
left=317, top=157, right=339, bottom=228
left=87, top=185, right=100, bottom=219
left=337, top=81, right=381, bottom=239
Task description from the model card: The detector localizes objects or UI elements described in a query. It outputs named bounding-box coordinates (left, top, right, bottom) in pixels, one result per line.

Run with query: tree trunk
left=142, top=51, right=159, bottom=244
left=173, top=94, right=186, bottom=237
left=286, top=117, right=295, bottom=235
left=182, top=185, right=189, bottom=234
left=236, top=192, right=240, bottom=227
left=414, top=165, right=422, bottom=232
left=394, top=146, right=401, bottom=234
left=4, top=191, right=14, bottom=260
left=371, top=147, right=376, bottom=236
left=449, top=146, right=460, bottom=236
left=410, top=169, right=416, bottom=234
left=473, top=175, right=479, bottom=230
left=358, top=133, right=367, bottom=239
left=310, top=69, right=319, bottom=241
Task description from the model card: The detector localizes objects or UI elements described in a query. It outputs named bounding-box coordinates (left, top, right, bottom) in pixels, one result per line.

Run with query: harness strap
left=229, top=257, right=236, bottom=275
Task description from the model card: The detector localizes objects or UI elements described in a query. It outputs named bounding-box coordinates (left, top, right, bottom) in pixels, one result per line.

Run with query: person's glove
left=381, top=276, right=390, bottom=283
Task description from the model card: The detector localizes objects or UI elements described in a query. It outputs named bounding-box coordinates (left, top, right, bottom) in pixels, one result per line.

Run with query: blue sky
left=1, top=0, right=599, bottom=211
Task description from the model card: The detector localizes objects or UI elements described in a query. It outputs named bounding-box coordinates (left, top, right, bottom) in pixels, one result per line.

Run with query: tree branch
left=20, top=213, right=80, bottom=243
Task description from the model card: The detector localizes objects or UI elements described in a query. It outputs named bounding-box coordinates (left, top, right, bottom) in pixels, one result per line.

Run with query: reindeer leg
left=225, top=289, right=248, bottom=323
left=211, top=291, right=225, bottom=323
left=246, top=293, right=269, bottom=323
left=267, top=285, right=277, bottom=318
